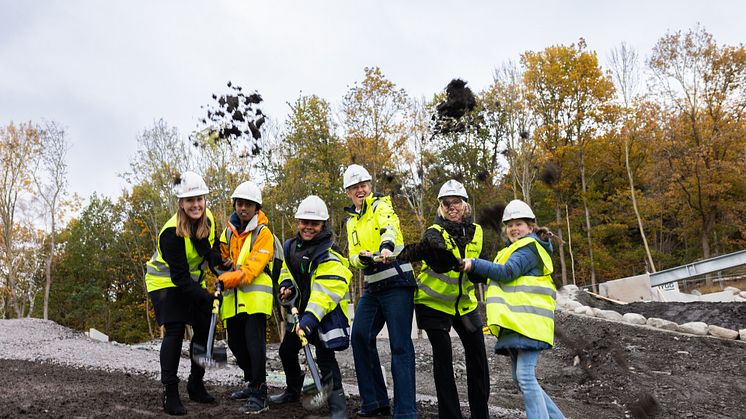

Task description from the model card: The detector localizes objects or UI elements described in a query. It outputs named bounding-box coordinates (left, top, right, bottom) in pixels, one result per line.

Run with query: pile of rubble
left=556, top=285, right=746, bottom=341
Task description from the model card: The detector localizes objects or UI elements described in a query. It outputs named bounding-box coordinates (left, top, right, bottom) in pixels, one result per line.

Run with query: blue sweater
left=470, top=232, right=554, bottom=352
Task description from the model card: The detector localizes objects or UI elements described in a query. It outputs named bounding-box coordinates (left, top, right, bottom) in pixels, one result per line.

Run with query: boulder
left=690, top=289, right=702, bottom=296
left=677, top=322, right=708, bottom=336
left=740, top=329, right=746, bottom=341
left=622, top=313, right=647, bottom=325
left=647, top=317, right=679, bottom=331
left=597, top=310, right=624, bottom=321
left=724, top=286, right=741, bottom=295
left=739, top=291, right=746, bottom=298
left=708, top=325, right=739, bottom=340
left=563, top=300, right=584, bottom=311
left=573, top=305, right=589, bottom=315
left=88, top=328, right=109, bottom=343
left=591, top=307, right=603, bottom=316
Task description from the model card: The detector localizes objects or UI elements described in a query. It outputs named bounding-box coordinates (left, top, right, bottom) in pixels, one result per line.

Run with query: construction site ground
left=2, top=293, right=746, bottom=418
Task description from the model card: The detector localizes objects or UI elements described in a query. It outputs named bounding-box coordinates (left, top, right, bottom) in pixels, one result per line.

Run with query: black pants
left=226, top=312, right=267, bottom=387
left=160, top=318, right=211, bottom=386
left=278, top=324, right=342, bottom=391
left=151, top=288, right=212, bottom=386
left=424, top=311, right=490, bottom=419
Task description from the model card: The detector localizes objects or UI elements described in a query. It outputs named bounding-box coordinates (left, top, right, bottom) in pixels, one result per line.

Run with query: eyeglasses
left=441, top=198, right=463, bottom=209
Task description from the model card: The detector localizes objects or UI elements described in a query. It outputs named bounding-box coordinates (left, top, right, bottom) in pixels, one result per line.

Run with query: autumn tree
left=607, top=43, right=658, bottom=272
left=523, top=40, right=616, bottom=290
left=341, top=67, right=409, bottom=188
left=648, top=27, right=746, bottom=278
left=0, top=122, right=42, bottom=318
left=485, top=61, right=538, bottom=204
left=31, top=121, right=71, bottom=319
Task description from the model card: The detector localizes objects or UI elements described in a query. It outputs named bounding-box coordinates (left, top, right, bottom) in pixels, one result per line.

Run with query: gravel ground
left=3, top=290, right=746, bottom=418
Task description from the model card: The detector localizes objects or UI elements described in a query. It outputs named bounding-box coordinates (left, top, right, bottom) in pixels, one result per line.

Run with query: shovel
left=279, top=281, right=332, bottom=411
left=192, top=281, right=227, bottom=368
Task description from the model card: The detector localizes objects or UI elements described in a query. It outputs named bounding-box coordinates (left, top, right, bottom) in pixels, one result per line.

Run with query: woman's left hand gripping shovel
left=279, top=280, right=332, bottom=411
left=192, top=266, right=228, bottom=368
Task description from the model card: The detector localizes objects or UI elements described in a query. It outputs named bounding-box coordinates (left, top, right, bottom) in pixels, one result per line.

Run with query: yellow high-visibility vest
left=485, top=236, right=556, bottom=346
left=414, top=224, right=483, bottom=316
left=145, top=209, right=216, bottom=292
left=221, top=225, right=273, bottom=321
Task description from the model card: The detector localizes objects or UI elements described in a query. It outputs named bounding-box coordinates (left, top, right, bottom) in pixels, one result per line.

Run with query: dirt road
left=2, top=298, right=746, bottom=418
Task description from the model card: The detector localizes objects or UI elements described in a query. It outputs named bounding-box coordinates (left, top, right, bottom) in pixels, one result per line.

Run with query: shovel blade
left=191, top=343, right=227, bottom=369
left=301, top=381, right=332, bottom=411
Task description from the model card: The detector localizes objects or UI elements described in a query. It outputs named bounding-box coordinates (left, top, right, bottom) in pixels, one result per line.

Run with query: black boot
left=328, top=389, right=348, bottom=419
left=268, top=373, right=303, bottom=405
left=163, top=384, right=187, bottom=416
left=239, top=383, right=269, bottom=414
left=187, top=374, right=216, bottom=404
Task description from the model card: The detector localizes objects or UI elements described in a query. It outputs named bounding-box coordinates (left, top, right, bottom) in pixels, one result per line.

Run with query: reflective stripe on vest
left=145, top=209, right=216, bottom=292
left=221, top=224, right=273, bottom=321
left=485, top=236, right=556, bottom=346
left=414, top=224, right=483, bottom=316
left=364, top=262, right=413, bottom=284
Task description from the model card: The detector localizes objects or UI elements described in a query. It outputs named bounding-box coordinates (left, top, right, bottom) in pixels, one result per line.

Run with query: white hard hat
left=437, top=179, right=468, bottom=200
left=503, top=199, right=536, bottom=223
left=343, top=164, right=372, bottom=189
left=295, top=195, right=329, bottom=221
left=174, top=171, right=209, bottom=198
left=231, top=181, right=262, bottom=205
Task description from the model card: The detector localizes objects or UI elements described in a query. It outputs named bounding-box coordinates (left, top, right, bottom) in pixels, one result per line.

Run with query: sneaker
left=230, top=385, right=254, bottom=400
left=238, top=385, right=269, bottom=415
left=356, top=406, right=391, bottom=417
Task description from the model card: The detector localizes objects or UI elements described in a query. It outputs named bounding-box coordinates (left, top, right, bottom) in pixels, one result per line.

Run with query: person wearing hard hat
left=145, top=171, right=224, bottom=415
left=413, top=180, right=490, bottom=419
left=342, top=164, right=417, bottom=418
left=461, top=199, right=565, bottom=419
left=215, top=181, right=274, bottom=414
left=269, top=195, right=351, bottom=419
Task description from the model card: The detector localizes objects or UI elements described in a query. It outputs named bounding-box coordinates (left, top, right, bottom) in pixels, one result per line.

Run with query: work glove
left=220, top=258, right=234, bottom=271
left=423, top=247, right=461, bottom=274
left=218, top=270, right=245, bottom=289
left=358, top=251, right=374, bottom=266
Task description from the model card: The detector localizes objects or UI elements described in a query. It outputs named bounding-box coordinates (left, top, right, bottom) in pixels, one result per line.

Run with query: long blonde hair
left=175, top=199, right=211, bottom=239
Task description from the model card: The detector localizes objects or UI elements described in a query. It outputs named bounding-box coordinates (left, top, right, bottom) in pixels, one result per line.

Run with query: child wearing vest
left=216, top=181, right=274, bottom=414
left=269, top=195, right=351, bottom=419
left=462, top=199, right=565, bottom=419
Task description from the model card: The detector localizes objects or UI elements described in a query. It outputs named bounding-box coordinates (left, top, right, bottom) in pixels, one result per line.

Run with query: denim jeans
left=507, top=348, right=565, bottom=419
left=351, top=286, right=416, bottom=418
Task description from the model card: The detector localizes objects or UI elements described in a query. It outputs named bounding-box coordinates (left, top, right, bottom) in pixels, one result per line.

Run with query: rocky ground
left=2, top=289, right=746, bottom=418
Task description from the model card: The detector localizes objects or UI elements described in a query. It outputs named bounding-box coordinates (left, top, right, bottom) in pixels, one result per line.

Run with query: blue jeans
left=508, top=349, right=565, bottom=419
left=351, top=287, right=416, bottom=418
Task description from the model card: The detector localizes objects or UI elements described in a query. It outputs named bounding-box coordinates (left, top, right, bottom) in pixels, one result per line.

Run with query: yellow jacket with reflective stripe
left=415, top=224, right=483, bottom=316
left=345, top=194, right=414, bottom=286
left=279, top=247, right=352, bottom=347
left=220, top=220, right=274, bottom=321
left=485, top=236, right=556, bottom=346
left=145, top=209, right=216, bottom=292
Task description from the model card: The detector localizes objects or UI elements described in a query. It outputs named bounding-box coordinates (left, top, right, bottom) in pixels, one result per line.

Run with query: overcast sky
left=1, top=0, right=743, bottom=202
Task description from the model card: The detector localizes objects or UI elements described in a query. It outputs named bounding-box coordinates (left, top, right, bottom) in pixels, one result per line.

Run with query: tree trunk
left=625, top=140, right=656, bottom=273
left=554, top=198, right=568, bottom=285
left=43, top=215, right=56, bottom=320
left=580, top=150, right=597, bottom=292
left=565, top=204, right=576, bottom=285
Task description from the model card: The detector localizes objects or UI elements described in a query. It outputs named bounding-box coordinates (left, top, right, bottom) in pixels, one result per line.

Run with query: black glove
left=396, top=242, right=427, bottom=263
left=358, top=253, right=374, bottom=266
left=423, top=247, right=460, bottom=274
